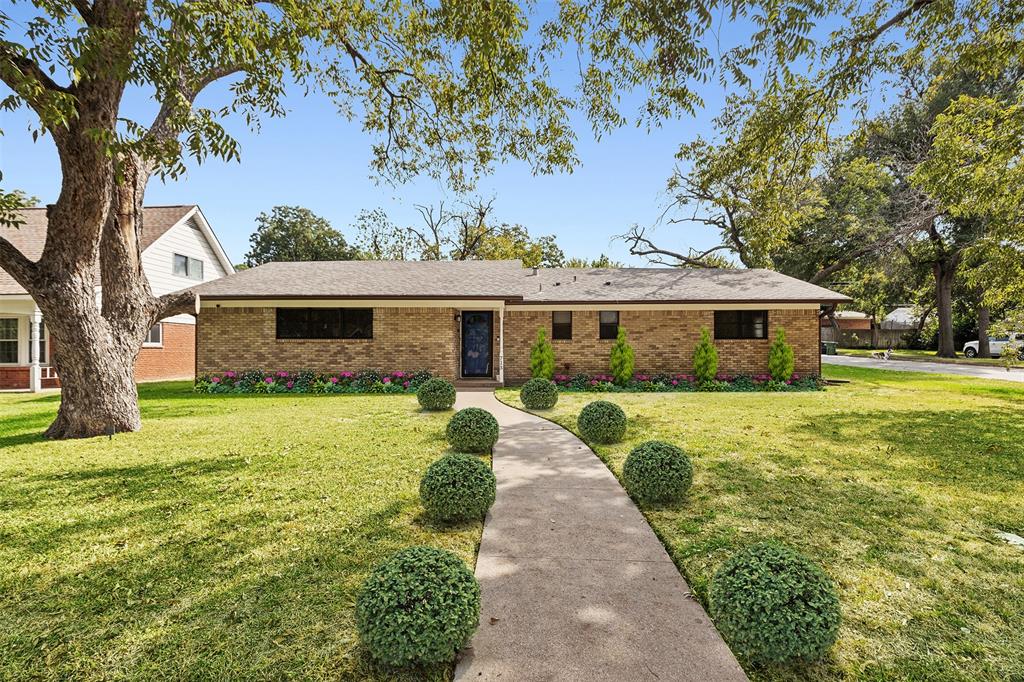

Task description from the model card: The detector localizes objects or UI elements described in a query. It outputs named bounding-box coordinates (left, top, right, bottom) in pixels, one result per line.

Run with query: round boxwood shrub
left=417, top=378, right=456, bottom=411
left=577, top=400, right=627, bottom=444
left=446, top=407, right=499, bottom=453
left=520, top=378, right=559, bottom=410
left=622, top=440, right=693, bottom=505
left=356, top=546, right=480, bottom=666
left=709, top=542, right=841, bottom=666
left=420, top=454, right=496, bottom=523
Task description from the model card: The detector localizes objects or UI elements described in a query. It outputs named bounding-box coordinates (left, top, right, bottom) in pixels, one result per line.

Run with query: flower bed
left=550, top=372, right=824, bottom=393
left=195, top=369, right=433, bottom=394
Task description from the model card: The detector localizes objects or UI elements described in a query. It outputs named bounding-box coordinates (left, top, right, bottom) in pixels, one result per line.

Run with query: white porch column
left=497, top=305, right=505, bottom=384
left=28, top=308, right=42, bottom=392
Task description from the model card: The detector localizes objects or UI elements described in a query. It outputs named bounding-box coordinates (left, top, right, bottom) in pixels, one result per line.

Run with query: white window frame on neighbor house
left=143, top=323, right=163, bottom=348
left=172, top=253, right=205, bottom=280
left=0, top=318, right=18, bottom=364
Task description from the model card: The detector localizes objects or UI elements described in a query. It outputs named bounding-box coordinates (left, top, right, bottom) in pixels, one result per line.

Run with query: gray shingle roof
left=194, top=260, right=850, bottom=304
left=0, top=205, right=196, bottom=295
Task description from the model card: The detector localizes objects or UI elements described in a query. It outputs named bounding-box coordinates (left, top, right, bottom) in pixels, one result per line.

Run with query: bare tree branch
left=154, top=289, right=198, bottom=320
left=0, top=234, right=38, bottom=289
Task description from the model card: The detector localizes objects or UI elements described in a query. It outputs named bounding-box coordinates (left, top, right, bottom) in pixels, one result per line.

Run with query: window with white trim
left=0, top=318, right=17, bottom=363
left=144, top=323, right=163, bottom=347
left=173, top=253, right=205, bottom=280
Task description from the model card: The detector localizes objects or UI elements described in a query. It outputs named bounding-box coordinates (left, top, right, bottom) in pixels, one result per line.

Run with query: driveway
left=453, top=391, right=746, bottom=682
left=823, top=354, right=1024, bottom=383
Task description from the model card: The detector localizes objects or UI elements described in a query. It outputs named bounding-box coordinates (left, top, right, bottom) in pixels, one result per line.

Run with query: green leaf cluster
left=519, top=378, right=558, bottom=410
left=355, top=546, right=480, bottom=666
left=692, top=328, right=719, bottom=384
left=419, top=454, right=496, bottom=523
left=577, top=400, right=626, bottom=444
left=622, top=441, right=693, bottom=506
left=709, top=542, right=840, bottom=666
left=609, top=326, right=635, bottom=385
left=417, top=378, right=456, bottom=411
left=767, top=327, right=795, bottom=381
left=445, top=408, right=499, bottom=453
left=530, top=328, right=555, bottom=380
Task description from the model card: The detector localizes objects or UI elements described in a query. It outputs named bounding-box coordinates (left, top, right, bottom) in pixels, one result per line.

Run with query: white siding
left=141, top=217, right=231, bottom=324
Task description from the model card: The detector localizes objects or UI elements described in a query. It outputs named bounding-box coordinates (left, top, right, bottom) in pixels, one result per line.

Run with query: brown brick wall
left=136, top=321, right=196, bottom=382
left=503, top=307, right=820, bottom=382
left=196, top=306, right=463, bottom=377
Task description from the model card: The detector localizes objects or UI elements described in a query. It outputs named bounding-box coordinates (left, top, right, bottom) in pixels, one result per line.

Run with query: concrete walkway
left=823, top=354, right=1024, bottom=383
left=454, top=391, right=746, bottom=682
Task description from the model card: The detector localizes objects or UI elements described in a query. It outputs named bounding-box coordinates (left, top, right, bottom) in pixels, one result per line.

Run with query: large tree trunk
left=933, top=258, right=958, bottom=358
left=977, top=306, right=991, bottom=358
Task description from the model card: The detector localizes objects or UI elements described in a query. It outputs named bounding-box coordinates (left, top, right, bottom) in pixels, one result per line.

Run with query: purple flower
left=403, top=381, right=410, bottom=388
left=277, top=371, right=289, bottom=378
left=329, top=376, right=339, bottom=384
left=211, top=376, right=221, bottom=384
left=671, top=379, right=678, bottom=385
left=382, top=377, right=391, bottom=384
left=286, top=381, right=294, bottom=389
left=393, top=371, right=405, bottom=378
left=264, top=377, right=273, bottom=384
left=224, top=371, right=236, bottom=379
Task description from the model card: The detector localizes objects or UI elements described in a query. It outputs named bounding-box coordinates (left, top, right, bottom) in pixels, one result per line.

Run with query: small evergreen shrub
left=710, top=542, right=841, bottom=666
left=622, top=441, right=693, bottom=505
left=530, top=328, right=555, bottom=379
left=692, top=327, right=719, bottom=384
left=768, top=327, right=796, bottom=381
left=420, top=454, right=496, bottom=523
left=577, top=400, right=627, bottom=444
left=609, top=327, right=635, bottom=385
left=446, top=407, right=499, bottom=453
left=520, top=378, right=559, bottom=409
left=356, top=546, right=480, bottom=666
left=417, top=378, right=456, bottom=411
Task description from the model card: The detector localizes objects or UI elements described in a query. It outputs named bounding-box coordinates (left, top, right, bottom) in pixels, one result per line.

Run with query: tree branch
left=154, top=289, right=198, bottom=320
left=0, top=234, right=38, bottom=290
left=853, top=0, right=938, bottom=45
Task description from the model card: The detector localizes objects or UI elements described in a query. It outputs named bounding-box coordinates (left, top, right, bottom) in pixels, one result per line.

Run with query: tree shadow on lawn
left=1, top=474, right=457, bottom=681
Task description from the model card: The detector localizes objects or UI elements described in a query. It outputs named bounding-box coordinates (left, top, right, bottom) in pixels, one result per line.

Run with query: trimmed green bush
left=520, top=378, right=559, bottom=409
left=622, top=441, right=693, bottom=505
left=710, top=542, right=841, bottom=666
left=609, top=326, right=635, bottom=385
left=417, top=378, right=456, bottom=411
left=420, top=454, right=496, bottom=523
left=530, top=328, right=555, bottom=379
left=356, top=546, right=480, bottom=666
left=446, top=407, right=499, bottom=453
left=693, top=327, right=719, bottom=383
left=577, top=400, right=627, bottom=444
left=768, top=327, right=796, bottom=381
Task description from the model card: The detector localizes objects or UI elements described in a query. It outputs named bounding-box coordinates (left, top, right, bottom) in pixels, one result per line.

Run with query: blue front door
left=461, top=311, right=493, bottom=377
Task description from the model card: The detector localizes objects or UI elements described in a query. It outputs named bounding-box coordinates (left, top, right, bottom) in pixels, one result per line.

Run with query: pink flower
left=224, top=371, right=236, bottom=379
left=286, top=381, right=294, bottom=389
left=341, top=371, right=354, bottom=378
left=382, top=377, right=391, bottom=383
left=329, top=376, right=339, bottom=384
left=277, top=371, right=289, bottom=378
left=264, top=377, right=273, bottom=384
left=403, top=381, right=410, bottom=388
left=211, top=376, right=221, bottom=384
left=393, top=371, right=405, bottom=378
left=671, top=379, right=678, bottom=385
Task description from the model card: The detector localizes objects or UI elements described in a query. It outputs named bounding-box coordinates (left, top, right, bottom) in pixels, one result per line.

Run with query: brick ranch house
left=191, top=260, right=850, bottom=384
left=0, top=205, right=233, bottom=390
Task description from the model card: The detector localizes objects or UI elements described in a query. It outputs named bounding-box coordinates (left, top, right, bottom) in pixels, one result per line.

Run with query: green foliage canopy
left=244, top=206, right=357, bottom=266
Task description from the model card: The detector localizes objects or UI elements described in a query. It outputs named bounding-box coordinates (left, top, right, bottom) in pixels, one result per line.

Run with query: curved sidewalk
left=454, top=391, right=746, bottom=682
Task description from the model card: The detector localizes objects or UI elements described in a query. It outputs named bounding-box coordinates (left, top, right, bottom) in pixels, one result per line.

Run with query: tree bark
left=933, top=258, right=958, bottom=357
left=977, top=306, right=991, bottom=357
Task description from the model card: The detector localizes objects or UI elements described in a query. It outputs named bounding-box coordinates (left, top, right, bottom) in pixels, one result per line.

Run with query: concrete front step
left=453, top=379, right=504, bottom=391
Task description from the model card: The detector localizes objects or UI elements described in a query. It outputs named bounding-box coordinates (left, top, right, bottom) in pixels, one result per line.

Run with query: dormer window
left=173, top=253, right=204, bottom=280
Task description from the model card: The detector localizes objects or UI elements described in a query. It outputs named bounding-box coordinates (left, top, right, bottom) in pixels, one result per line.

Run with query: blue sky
left=0, top=6, right=868, bottom=267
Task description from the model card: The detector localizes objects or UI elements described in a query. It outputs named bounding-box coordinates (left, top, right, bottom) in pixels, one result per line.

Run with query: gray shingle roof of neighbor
left=194, top=259, right=852, bottom=304
left=0, top=205, right=196, bottom=295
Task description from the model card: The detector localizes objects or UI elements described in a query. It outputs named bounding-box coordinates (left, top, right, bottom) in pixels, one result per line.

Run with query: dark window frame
left=599, top=311, right=619, bottom=340
left=276, top=308, right=374, bottom=340
left=552, top=311, right=572, bottom=340
left=714, top=310, right=768, bottom=340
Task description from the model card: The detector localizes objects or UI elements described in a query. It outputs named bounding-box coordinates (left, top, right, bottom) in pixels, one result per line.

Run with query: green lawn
left=839, top=347, right=1024, bottom=368
left=498, top=367, right=1024, bottom=681
left=0, top=384, right=480, bottom=681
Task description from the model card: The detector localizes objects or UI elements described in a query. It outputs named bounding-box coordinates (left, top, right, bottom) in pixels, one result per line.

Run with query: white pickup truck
left=963, top=332, right=1024, bottom=359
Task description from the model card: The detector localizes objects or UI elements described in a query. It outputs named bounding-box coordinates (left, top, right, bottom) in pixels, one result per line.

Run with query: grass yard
left=498, top=366, right=1024, bottom=681
left=838, top=347, right=1024, bottom=368
left=0, top=383, right=480, bottom=681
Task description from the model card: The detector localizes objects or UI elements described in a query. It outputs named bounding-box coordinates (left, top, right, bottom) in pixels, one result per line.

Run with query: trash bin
left=821, top=341, right=838, bottom=355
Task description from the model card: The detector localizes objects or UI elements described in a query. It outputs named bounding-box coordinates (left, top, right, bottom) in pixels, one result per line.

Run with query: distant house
left=819, top=310, right=872, bottom=331
left=0, top=205, right=233, bottom=390
left=880, top=306, right=920, bottom=331
left=191, top=261, right=849, bottom=383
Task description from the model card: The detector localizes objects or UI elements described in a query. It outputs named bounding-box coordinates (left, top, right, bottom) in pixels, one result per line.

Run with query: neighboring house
left=0, top=205, right=233, bottom=390
left=819, top=310, right=872, bottom=330
left=880, top=306, right=920, bottom=331
left=192, top=260, right=849, bottom=383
